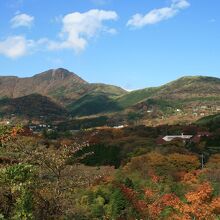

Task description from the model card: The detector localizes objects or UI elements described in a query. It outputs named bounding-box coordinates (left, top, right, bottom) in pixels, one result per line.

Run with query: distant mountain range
left=1, top=68, right=220, bottom=122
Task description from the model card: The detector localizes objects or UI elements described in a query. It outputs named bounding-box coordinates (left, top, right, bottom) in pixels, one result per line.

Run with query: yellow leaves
left=167, top=153, right=200, bottom=172
left=124, top=151, right=201, bottom=181
left=206, top=154, right=220, bottom=169
left=146, top=152, right=167, bottom=167
left=123, top=152, right=166, bottom=174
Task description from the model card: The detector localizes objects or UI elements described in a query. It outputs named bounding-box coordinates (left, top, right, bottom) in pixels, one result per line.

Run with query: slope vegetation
left=0, top=94, right=68, bottom=120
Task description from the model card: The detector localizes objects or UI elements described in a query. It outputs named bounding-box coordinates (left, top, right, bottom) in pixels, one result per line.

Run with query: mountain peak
left=50, top=68, right=74, bottom=80
left=51, top=68, right=73, bottom=77
left=33, top=68, right=87, bottom=84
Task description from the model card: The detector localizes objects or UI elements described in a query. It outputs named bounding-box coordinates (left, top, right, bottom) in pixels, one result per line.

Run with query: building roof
left=162, top=134, right=193, bottom=142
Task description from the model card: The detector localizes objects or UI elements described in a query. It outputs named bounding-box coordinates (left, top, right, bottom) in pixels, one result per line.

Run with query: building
left=157, top=132, right=212, bottom=145
left=162, top=134, right=193, bottom=142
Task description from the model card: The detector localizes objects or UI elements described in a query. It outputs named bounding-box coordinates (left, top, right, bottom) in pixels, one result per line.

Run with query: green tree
left=0, top=163, right=36, bottom=220
left=106, top=188, right=128, bottom=219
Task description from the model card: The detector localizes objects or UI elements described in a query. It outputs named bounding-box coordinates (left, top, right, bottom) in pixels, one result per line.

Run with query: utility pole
left=201, top=153, right=204, bottom=169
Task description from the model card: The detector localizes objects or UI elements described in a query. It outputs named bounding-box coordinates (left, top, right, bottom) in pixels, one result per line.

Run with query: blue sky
left=0, top=0, right=219, bottom=90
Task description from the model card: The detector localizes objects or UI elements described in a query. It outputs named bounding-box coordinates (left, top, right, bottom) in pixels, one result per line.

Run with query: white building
left=162, top=134, right=193, bottom=142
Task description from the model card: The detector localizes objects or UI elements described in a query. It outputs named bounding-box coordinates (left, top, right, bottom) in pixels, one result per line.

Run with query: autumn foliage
left=0, top=125, right=220, bottom=219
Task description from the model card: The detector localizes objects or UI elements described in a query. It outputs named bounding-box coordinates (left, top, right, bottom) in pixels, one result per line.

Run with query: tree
left=127, top=112, right=142, bottom=125
left=0, top=163, right=36, bottom=220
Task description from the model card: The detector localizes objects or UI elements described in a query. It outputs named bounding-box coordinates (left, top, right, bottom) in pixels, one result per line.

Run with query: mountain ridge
left=1, top=69, right=220, bottom=121
left=116, top=75, right=220, bottom=108
left=0, top=68, right=127, bottom=105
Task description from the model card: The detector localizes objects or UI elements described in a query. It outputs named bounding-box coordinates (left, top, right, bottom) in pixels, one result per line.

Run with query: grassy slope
left=67, top=92, right=122, bottom=116
left=196, top=113, right=220, bottom=125
left=67, top=84, right=127, bottom=116
left=89, top=83, right=127, bottom=96
left=116, top=76, right=220, bottom=108
left=68, top=76, right=220, bottom=117
left=116, top=87, right=160, bottom=108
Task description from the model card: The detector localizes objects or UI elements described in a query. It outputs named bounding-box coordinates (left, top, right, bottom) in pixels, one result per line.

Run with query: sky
left=0, top=0, right=220, bottom=90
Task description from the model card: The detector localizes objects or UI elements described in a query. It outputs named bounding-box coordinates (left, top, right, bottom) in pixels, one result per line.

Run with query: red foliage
left=148, top=193, right=184, bottom=219
left=118, top=184, right=148, bottom=216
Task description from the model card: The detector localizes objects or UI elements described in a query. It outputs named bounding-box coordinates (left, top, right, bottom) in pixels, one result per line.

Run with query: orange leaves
left=0, top=126, right=23, bottom=147
left=145, top=182, right=220, bottom=220
left=183, top=203, right=215, bottom=220
left=144, top=188, right=155, bottom=199
left=148, top=193, right=183, bottom=219
left=121, top=152, right=220, bottom=219
left=114, top=177, right=220, bottom=219
left=11, top=127, right=23, bottom=137
left=148, top=170, right=161, bottom=183
left=181, top=169, right=204, bottom=185
left=211, top=197, right=220, bottom=214
left=185, top=182, right=213, bottom=203
left=147, top=183, right=219, bottom=220
left=182, top=182, right=218, bottom=220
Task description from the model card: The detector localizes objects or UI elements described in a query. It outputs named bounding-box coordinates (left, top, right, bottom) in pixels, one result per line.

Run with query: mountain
left=0, top=94, right=68, bottom=120
left=0, top=68, right=127, bottom=105
left=1, top=70, right=220, bottom=122
left=65, top=76, right=220, bottom=118
left=116, top=76, right=220, bottom=109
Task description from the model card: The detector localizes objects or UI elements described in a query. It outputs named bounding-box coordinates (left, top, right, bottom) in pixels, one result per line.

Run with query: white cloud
left=48, top=9, right=118, bottom=52
left=0, top=36, right=45, bottom=59
left=10, top=13, right=34, bottom=28
left=0, top=36, right=32, bottom=58
left=1, top=9, right=118, bottom=58
left=127, top=0, right=190, bottom=28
